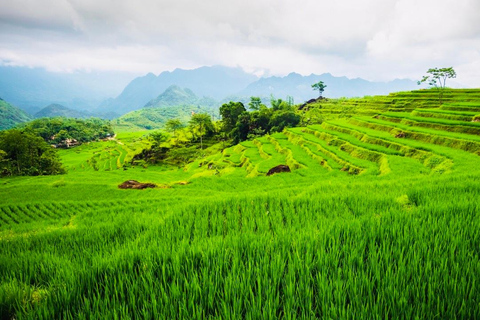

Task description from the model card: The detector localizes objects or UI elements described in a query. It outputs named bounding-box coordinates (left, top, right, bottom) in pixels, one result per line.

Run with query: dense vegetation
left=19, top=117, right=114, bottom=144
left=1, top=89, right=480, bottom=318
left=0, top=98, right=32, bottom=130
left=114, top=105, right=215, bottom=131
left=0, top=129, right=64, bottom=176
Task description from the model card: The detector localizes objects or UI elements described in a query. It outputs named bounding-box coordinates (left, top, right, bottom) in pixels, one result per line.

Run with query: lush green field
left=1, top=90, right=480, bottom=319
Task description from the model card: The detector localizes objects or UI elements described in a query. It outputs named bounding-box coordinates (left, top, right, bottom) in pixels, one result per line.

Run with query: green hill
left=34, top=103, right=90, bottom=119
left=1, top=88, right=480, bottom=319
left=115, top=86, right=219, bottom=131
left=0, top=97, right=32, bottom=130
left=114, top=105, right=215, bottom=131
left=144, top=85, right=217, bottom=108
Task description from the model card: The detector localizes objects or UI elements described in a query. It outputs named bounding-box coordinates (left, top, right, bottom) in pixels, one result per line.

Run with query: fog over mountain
left=0, top=65, right=422, bottom=118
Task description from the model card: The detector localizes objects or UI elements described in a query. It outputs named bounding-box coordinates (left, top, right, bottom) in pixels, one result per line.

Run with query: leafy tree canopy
left=0, top=129, right=64, bottom=176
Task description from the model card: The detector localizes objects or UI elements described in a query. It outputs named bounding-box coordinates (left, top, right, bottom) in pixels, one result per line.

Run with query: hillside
left=0, top=66, right=135, bottom=114
left=0, top=97, right=32, bottom=130
left=144, top=85, right=217, bottom=108
left=100, top=66, right=256, bottom=115
left=34, top=104, right=91, bottom=119
left=1, top=89, right=480, bottom=318
left=114, top=105, right=215, bottom=131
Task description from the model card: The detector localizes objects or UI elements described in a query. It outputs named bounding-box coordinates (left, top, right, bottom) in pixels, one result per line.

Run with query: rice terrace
left=1, top=85, right=480, bottom=318
left=1, top=1, right=480, bottom=318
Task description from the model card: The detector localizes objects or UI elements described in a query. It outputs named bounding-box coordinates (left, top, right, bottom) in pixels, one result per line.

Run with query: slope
left=0, top=98, right=32, bottom=130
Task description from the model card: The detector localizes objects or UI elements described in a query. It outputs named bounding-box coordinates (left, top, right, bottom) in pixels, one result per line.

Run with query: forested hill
left=0, top=97, right=32, bottom=130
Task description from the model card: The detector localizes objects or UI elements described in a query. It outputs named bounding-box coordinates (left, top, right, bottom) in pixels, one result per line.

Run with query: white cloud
left=0, top=0, right=479, bottom=86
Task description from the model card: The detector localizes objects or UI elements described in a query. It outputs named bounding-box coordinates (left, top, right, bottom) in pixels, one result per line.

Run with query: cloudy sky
left=0, top=0, right=479, bottom=86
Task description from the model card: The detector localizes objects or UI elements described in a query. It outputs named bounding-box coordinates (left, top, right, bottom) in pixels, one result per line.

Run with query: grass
left=2, top=89, right=480, bottom=318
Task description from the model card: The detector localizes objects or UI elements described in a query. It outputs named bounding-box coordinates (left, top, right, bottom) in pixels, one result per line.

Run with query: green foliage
left=19, top=117, right=113, bottom=144
left=164, top=118, right=185, bottom=136
left=311, top=81, right=327, bottom=98
left=418, top=67, right=456, bottom=89
left=115, top=105, right=211, bottom=131
left=189, top=113, right=215, bottom=150
left=3, top=89, right=480, bottom=318
left=269, top=110, right=301, bottom=132
left=219, top=101, right=246, bottom=134
left=0, top=98, right=32, bottom=130
left=0, top=129, right=64, bottom=176
left=418, top=67, right=457, bottom=104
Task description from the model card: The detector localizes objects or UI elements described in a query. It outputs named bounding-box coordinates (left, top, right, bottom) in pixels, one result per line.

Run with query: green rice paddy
left=1, top=89, right=480, bottom=319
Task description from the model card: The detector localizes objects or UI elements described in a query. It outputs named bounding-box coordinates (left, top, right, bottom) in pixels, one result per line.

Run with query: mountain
left=35, top=104, right=91, bottom=119
left=0, top=97, right=32, bottom=130
left=115, top=86, right=219, bottom=131
left=115, top=105, right=215, bottom=131
left=0, top=66, right=136, bottom=114
left=100, top=66, right=257, bottom=115
left=144, top=85, right=217, bottom=108
left=239, top=73, right=419, bottom=103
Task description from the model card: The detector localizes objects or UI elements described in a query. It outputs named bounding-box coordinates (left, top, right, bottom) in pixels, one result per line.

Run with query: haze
left=1, top=0, right=479, bottom=86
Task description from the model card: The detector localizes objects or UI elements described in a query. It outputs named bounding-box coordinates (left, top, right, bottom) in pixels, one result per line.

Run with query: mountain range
left=0, top=65, right=422, bottom=119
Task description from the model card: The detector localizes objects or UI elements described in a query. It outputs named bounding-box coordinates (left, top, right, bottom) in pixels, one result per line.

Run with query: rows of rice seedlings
left=239, top=141, right=263, bottom=177
left=253, top=137, right=290, bottom=174
left=341, top=118, right=480, bottom=174
left=440, top=102, right=480, bottom=112
left=378, top=113, right=480, bottom=136
left=289, top=128, right=364, bottom=174
left=266, top=134, right=304, bottom=170
left=1, top=174, right=480, bottom=318
left=221, top=144, right=245, bottom=166
left=322, top=120, right=453, bottom=174
left=301, top=127, right=382, bottom=175
left=350, top=117, right=480, bottom=155
left=412, top=109, right=478, bottom=122
left=274, top=132, right=329, bottom=171
left=282, top=129, right=333, bottom=171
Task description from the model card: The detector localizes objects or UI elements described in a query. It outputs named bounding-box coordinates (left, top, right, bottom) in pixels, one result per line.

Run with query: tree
left=189, top=113, right=213, bottom=150
left=219, top=102, right=246, bottom=135
left=269, top=110, right=301, bottom=132
left=311, top=81, right=327, bottom=98
left=165, top=119, right=185, bottom=137
left=0, top=129, right=64, bottom=176
left=418, top=67, right=456, bottom=104
left=248, top=97, right=262, bottom=111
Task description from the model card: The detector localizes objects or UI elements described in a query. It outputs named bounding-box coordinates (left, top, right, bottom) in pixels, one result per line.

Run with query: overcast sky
left=0, top=0, right=479, bottom=86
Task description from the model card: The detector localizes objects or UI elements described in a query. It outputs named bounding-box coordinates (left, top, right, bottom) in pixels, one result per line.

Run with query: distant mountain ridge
left=102, top=68, right=419, bottom=116
left=35, top=104, right=91, bottom=119
left=240, top=72, right=418, bottom=103
left=0, top=97, right=32, bottom=130
left=144, top=85, right=217, bottom=109
left=100, top=66, right=257, bottom=115
left=0, top=65, right=421, bottom=119
left=0, top=66, right=136, bottom=115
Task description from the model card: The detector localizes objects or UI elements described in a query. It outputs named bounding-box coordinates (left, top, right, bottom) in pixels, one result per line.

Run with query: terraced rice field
left=1, top=89, right=480, bottom=319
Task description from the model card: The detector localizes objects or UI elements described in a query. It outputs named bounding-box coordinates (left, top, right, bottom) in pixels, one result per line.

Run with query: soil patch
left=267, top=165, right=291, bottom=176
left=118, top=180, right=156, bottom=189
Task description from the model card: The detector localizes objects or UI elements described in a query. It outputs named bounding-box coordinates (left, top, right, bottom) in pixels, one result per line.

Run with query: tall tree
left=311, top=81, right=327, bottom=98
left=189, top=113, right=213, bottom=150
left=219, top=102, right=246, bottom=135
left=248, top=97, right=262, bottom=111
left=165, top=119, right=185, bottom=137
left=0, top=129, right=64, bottom=176
left=418, top=67, right=456, bottom=104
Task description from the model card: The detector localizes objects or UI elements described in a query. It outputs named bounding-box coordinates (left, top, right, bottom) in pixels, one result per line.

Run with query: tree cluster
left=135, top=97, right=301, bottom=166
left=0, top=129, right=64, bottom=176
left=220, top=97, right=300, bottom=144
left=19, top=117, right=114, bottom=145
